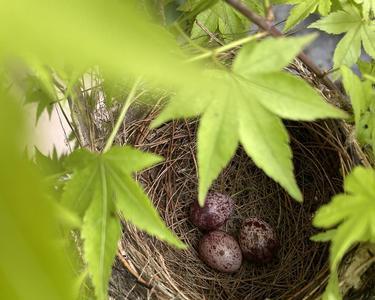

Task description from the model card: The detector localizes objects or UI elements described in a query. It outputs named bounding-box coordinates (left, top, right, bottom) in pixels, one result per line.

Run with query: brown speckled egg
left=190, top=192, right=234, bottom=230
left=199, top=230, right=242, bottom=273
left=239, top=217, right=279, bottom=263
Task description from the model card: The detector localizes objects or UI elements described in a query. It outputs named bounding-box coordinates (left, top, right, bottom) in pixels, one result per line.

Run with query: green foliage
left=0, top=90, right=75, bottom=300
left=190, top=2, right=250, bottom=43
left=341, top=66, right=375, bottom=151
left=358, top=59, right=375, bottom=77
left=309, top=7, right=375, bottom=69
left=283, top=0, right=333, bottom=32
left=62, top=146, right=185, bottom=299
left=153, top=36, right=346, bottom=205
left=189, top=0, right=264, bottom=43
left=313, top=167, right=375, bottom=298
left=354, top=0, right=375, bottom=17
left=178, top=0, right=220, bottom=23
left=21, top=68, right=57, bottom=122
left=34, top=147, right=66, bottom=176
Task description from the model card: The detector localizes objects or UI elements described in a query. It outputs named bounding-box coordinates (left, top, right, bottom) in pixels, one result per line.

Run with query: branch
left=225, top=0, right=342, bottom=97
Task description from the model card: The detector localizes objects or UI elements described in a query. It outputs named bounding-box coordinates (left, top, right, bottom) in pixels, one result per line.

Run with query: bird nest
left=108, top=62, right=368, bottom=300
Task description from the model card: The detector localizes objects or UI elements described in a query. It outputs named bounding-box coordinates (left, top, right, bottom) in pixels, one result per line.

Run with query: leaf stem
left=102, top=78, right=141, bottom=153
left=186, top=32, right=268, bottom=63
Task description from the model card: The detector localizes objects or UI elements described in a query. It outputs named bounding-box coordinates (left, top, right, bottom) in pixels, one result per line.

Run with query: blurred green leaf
left=153, top=36, right=346, bottom=204
left=22, top=71, right=57, bottom=122
left=62, top=146, right=185, bottom=298
left=0, top=0, right=204, bottom=90
left=0, top=89, right=75, bottom=300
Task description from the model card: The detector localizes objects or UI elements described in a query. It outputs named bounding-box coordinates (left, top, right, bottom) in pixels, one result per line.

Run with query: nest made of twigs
left=107, top=61, right=368, bottom=300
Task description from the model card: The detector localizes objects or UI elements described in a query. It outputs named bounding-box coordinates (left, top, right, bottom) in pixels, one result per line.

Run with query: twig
left=102, top=77, right=141, bottom=153
left=225, top=0, right=343, bottom=96
left=53, top=78, right=85, bottom=148
left=116, top=250, right=152, bottom=289
left=195, top=20, right=225, bottom=46
left=56, top=103, right=73, bottom=152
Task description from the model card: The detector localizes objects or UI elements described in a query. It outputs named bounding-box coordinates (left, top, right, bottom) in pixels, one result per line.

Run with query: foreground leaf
left=20, top=70, right=57, bottom=122
left=0, top=0, right=203, bottom=89
left=82, top=181, right=121, bottom=300
left=313, top=167, right=375, bottom=270
left=322, top=270, right=341, bottom=300
left=153, top=36, right=346, bottom=204
left=62, top=146, right=185, bottom=299
left=0, top=89, right=75, bottom=300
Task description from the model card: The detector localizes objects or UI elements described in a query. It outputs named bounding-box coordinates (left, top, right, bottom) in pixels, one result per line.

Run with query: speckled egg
left=198, top=230, right=242, bottom=273
left=190, top=192, right=234, bottom=230
left=239, top=217, right=279, bottom=263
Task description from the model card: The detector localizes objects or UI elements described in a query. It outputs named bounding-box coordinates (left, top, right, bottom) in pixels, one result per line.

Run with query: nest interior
left=109, top=99, right=360, bottom=300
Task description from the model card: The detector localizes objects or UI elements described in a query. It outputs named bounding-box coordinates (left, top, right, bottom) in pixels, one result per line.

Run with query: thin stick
left=102, top=77, right=141, bottom=153
left=195, top=20, right=225, bottom=46
left=55, top=104, right=73, bottom=152
left=225, top=0, right=342, bottom=96
left=54, top=83, right=84, bottom=148
left=186, top=31, right=268, bottom=63
left=116, top=250, right=152, bottom=289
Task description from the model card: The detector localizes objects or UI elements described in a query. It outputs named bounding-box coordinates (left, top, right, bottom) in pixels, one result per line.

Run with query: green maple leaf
left=322, top=269, right=341, bottom=300
left=34, top=147, right=66, bottom=176
left=23, top=72, right=57, bottom=122
left=190, top=0, right=265, bottom=43
left=313, top=166, right=375, bottom=299
left=358, top=59, right=375, bottom=77
left=309, top=8, right=375, bottom=69
left=341, top=66, right=375, bottom=151
left=61, top=146, right=184, bottom=300
left=152, top=36, right=347, bottom=205
left=190, top=2, right=251, bottom=43
left=354, top=0, right=375, bottom=17
left=283, top=0, right=332, bottom=32
left=313, top=166, right=375, bottom=270
left=0, top=89, right=75, bottom=300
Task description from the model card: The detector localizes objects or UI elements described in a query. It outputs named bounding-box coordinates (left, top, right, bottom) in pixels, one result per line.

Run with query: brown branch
left=225, top=0, right=342, bottom=97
